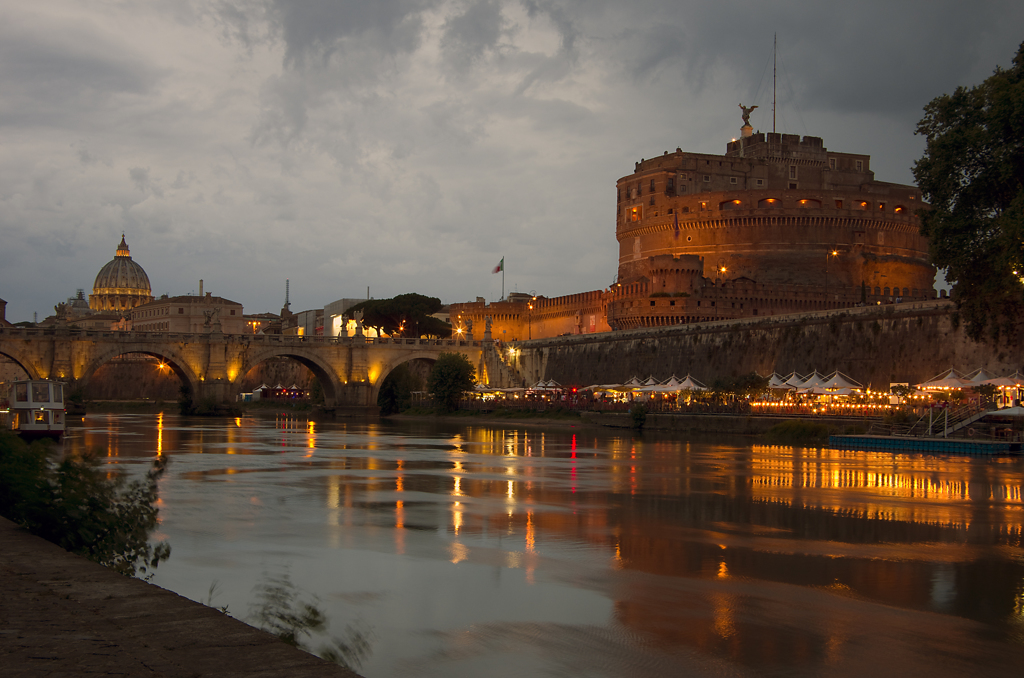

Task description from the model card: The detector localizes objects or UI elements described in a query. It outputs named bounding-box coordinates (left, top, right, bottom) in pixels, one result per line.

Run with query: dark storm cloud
left=2, top=0, right=1023, bottom=321
left=605, top=0, right=1020, bottom=118
left=0, top=18, right=156, bottom=128
left=441, top=0, right=505, bottom=71
left=268, top=0, right=437, bottom=67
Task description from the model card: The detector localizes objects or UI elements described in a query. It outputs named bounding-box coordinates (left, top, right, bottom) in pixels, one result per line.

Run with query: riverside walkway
left=0, top=516, right=361, bottom=677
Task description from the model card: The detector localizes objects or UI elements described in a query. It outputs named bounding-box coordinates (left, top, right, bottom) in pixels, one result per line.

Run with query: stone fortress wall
left=503, top=301, right=1022, bottom=390
left=452, top=131, right=939, bottom=339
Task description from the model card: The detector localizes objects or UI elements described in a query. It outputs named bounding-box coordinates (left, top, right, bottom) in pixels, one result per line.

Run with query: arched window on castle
left=757, top=198, right=782, bottom=208
left=894, top=205, right=906, bottom=214
left=797, top=199, right=821, bottom=208
left=719, top=199, right=742, bottom=210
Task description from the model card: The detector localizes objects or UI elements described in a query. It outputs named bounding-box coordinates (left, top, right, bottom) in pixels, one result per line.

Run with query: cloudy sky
left=1, top=0, right=1021, bottom=322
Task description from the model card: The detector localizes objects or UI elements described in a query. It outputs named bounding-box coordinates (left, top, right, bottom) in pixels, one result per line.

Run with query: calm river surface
left=65, top=413, right=1024, bottom=677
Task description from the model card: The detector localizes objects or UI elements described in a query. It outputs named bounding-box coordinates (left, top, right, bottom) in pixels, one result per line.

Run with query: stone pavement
left=0, top=516, right=363, bottom=677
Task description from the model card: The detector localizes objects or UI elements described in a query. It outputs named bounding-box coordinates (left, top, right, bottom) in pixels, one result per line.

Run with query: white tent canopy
left=983, top=371, right=1024, bottom=387
left=964, top=368, right=997, bottom=385
left=798, top=371, right=828, bottom=389
left=678, top=374, right=707, bottom=391
left=820, top=371, right=863, bottom=390
left=784, top=372, right=807, bottom=388
left=917, top=368, right=970, bottom=390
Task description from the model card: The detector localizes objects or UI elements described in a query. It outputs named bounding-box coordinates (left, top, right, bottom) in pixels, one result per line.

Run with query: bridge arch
left=370, top=351, right=446, bottom=404
left=0, top=347, right=39, bottom=380
left=80, top=346, right=201, bottom=399
left=232, top=347, right=343, bottom=406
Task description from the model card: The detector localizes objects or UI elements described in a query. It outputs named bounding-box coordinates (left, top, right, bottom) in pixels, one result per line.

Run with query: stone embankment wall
left=507, top=300, right=1022, bottom=388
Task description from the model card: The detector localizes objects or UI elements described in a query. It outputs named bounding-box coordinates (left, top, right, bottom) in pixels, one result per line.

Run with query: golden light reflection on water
left=749, top=445, right=1024, bottom=535
left=449, top=541, right=468, bottom=564
left=73, top=415, right=1024, bottom=674
left=710, top=592, right=736, bottom=639
left=156, top=412, right=163, bottom=456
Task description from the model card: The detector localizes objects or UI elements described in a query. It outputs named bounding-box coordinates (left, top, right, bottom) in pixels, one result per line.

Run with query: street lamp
left=824, top=248, right=839, bottom=308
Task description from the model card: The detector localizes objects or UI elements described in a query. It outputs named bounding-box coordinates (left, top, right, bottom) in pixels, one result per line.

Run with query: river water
left=65, top=413, right=1024, bottom=677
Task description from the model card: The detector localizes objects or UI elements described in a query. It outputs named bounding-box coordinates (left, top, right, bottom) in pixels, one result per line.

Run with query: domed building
left=89, top=235, right=153, bottom=312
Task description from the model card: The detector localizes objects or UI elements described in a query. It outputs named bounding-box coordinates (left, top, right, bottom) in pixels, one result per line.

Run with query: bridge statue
left=484, top=316, right=492, bottom=341
left=738, top=103, right=758, bottom=127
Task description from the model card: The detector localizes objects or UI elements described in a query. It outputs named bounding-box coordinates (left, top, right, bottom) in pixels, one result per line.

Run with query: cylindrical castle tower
left=614, top=133, right=934, bottom=304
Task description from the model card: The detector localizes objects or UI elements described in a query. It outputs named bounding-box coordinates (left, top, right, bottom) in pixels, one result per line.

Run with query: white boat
left=1, top=379, right=67, bottom=439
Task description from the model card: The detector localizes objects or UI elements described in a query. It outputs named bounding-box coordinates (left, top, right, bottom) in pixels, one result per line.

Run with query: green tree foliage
left=913, top=42, right=1024, bottom=340
left=0, top=432, right=170, bottom=578
left=377, top=363, right=419, bottom=415
left=974, top=383, right=998, bottom=406
left=426, top=352, right=476, bottom=412
left=346, top=293, right=452, bottom=338
left=629, top=403, right=648, bottom=429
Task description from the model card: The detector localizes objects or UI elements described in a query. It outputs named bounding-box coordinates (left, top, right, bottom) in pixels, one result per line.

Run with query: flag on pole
left=492, top=257, right=504, bottom=274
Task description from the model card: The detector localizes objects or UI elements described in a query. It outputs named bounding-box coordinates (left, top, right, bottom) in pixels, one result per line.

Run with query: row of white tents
left=916, top=368, right=1024, bottom=390
left=478, top=369, right=1024, bottom=397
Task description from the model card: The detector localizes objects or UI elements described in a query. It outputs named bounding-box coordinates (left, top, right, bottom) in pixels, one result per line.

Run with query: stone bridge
left=0, top=326, right=491, bottom=412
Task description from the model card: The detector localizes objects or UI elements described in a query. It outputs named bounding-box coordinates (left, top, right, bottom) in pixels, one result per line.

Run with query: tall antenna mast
left=773, top=33, right=777, bottom=133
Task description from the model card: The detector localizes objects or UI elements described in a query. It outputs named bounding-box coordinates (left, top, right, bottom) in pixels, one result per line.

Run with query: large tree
left=346, top=293, right=451, bottom=338
left=913, top=42, right=1024, bottom=340
left=426, top=353, right=476, bottom=413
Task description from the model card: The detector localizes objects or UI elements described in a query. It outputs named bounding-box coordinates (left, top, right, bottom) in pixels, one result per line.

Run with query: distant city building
left=324, top=298, right=375, bottom=337
left=89, top=235, right=153, bottom=312
left=64, top=290, right=93, bottom=319
left=69, top=313, right=124, bottom=331
left=130, top=292, right=244, bottom=334
left=290, top=309, right=324, bottom=336
left=243, top=312, right=280, bottom=334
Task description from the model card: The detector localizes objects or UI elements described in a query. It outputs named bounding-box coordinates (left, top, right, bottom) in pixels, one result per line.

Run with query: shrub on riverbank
left=0, top=431, right=170, bottom=578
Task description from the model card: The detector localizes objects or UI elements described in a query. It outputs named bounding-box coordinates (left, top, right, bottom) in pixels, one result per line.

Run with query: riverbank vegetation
left=0, top=431, right=170, bottom=578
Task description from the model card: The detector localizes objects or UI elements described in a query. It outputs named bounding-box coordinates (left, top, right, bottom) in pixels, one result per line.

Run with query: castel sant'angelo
left=452, top=110, right=934, bottom=340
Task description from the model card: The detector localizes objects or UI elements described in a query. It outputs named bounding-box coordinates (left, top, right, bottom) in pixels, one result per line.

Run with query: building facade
left=130, top=293, right=245, bottom=334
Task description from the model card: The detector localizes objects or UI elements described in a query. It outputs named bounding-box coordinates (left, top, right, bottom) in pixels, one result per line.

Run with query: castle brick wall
left=506, top=301, right=1020, bottom=389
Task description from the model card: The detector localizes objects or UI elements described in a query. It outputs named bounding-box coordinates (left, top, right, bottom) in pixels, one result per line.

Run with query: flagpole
left=502, top=259, right=505, bottom=300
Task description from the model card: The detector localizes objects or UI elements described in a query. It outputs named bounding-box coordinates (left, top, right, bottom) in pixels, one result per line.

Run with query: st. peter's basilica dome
left=89, top=235, right=153, bottom=312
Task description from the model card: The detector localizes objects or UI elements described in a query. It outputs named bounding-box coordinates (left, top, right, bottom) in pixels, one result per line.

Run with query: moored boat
left=1, top=379, right=67, bottom=439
